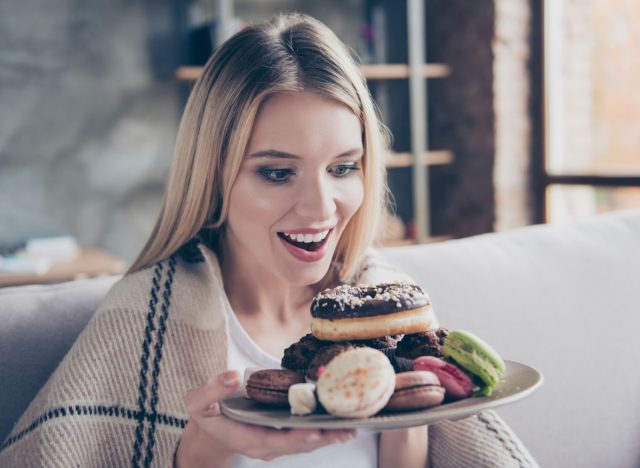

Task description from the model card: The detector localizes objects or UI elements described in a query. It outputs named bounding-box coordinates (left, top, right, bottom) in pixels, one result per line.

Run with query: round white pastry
left=288, top=383, right=318, bottom=415
left=316, top=347, right=395, bottom=418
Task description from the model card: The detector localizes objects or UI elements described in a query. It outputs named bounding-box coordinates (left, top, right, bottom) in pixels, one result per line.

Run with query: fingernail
left=340, top=432, right=356, bottom=443
left=305, top=433, right=322, bottom=443
left=203, top=403, right=220, bottom=417
left=221, top=371, right=239, bottom=387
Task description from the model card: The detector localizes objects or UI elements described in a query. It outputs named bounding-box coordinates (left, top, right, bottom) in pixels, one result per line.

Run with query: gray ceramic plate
left=220, top=360, right=543, bottom=431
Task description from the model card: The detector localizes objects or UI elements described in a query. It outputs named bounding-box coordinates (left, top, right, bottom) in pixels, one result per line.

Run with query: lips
left=277, top=232, right=329, bottom=252
left=277, top=228, right=334, bottom=262
left=278, top=227, right=333, bottom=251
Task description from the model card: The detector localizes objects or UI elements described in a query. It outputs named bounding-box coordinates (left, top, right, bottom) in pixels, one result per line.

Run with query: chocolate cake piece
left=306, top=343, right=354, bottom=381
left=281, top=333, right=333, bottom=372
left=350, top=334, right=402, bottom=350
left=395, top=328, right=450, bottom=360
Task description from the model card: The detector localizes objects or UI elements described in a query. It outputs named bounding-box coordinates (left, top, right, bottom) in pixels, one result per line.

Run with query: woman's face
left=225, top=91, right=364, bottom=287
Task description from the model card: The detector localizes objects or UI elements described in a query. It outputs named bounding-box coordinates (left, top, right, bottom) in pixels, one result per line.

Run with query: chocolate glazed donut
left=310, top=282, right=434, bottom=341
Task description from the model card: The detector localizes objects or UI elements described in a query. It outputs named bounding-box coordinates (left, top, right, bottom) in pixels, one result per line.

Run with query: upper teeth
left=283, top=230, right=330, bottom=243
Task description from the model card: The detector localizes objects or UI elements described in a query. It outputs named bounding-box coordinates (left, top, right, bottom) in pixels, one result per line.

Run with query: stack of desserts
left=243, top=282, right=506, bottom=418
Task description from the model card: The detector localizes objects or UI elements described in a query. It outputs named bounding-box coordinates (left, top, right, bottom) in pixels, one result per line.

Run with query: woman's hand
left=175, top=370, right=357, bottom=467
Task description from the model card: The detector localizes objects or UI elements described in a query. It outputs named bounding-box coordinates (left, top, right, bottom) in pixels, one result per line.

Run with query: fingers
left=302, top=429, right=357, bottom=450
left=249, top=428, right=357, bottom=460
left=183, top=373, right=358, bottom=461
left=184, top=370, right=241, bottom=417
left=213, top=421, right=356, bottom=460
left=290, top=428, right=357, bottom=445
left=261, top=428, right=357, bottom=455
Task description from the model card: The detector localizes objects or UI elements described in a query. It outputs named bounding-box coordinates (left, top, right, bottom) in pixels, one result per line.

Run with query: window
left=540, top=0, right=640, bottom=222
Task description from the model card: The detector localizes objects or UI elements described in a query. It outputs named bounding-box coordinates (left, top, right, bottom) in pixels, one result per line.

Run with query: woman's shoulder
left=98, top=263, right=164, bottom=311
left=103, top=250, right=201, bottom=306
left=98, top=249, right=227, bottom=329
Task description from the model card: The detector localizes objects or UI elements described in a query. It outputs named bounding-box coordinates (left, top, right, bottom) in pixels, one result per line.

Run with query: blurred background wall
left=2, top=0, right=523, bottom=265
left=3, top=0, right=637, bottom=268
left=0, top=0, right=388, bottom=263
left=0, top=0, right=180, bottom=261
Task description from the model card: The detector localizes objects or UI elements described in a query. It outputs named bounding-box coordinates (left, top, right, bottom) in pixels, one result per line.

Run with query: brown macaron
left=385, top=370, right=445, bottom=411
left=245, top=369, right=305, bottom=407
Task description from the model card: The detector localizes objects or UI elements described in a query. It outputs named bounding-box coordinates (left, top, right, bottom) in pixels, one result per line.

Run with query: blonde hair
left=129, top=13, right=389, bottom=282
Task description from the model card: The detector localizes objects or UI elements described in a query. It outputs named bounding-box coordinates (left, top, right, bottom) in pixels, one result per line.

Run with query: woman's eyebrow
left=247, top=148, right=363, bottom=159
left=247, top=149, right=301, bottom=160
left=336, top=148, right=364, bottom=158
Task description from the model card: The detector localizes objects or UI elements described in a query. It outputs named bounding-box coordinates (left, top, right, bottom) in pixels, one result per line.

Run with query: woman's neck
left=219, top=246, right=316, bottom=324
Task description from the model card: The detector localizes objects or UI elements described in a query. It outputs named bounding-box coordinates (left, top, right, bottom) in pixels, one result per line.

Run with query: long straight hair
left=129, top=13, right=390, bottom=283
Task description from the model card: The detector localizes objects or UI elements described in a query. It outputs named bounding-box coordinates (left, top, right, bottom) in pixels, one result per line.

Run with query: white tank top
left=222, top=293, right=378, bottom=468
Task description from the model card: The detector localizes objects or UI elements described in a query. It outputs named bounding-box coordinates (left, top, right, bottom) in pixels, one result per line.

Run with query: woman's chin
left=275, top=246, right=335, bottom=283
left=285, top=270, right=328, bottom=288
left=280, top=261, right=332, bottom=287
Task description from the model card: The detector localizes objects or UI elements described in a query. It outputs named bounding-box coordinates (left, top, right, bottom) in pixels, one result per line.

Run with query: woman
left=0, top=13, right=536, bottom=468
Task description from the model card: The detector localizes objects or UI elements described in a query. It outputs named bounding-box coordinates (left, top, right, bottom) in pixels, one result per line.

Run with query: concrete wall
left=0, top=0, right=179, bottom=262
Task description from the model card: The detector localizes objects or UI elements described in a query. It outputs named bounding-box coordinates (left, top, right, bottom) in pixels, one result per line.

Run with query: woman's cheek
left=338, top=177, right=365, bottom=217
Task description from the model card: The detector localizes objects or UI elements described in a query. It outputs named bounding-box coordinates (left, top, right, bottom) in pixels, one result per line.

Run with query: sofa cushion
left=2, top=209, right=639, bottom=467
left=0, top=275, right=119, bottom=442
left=380, top=209, right=640, bottom=468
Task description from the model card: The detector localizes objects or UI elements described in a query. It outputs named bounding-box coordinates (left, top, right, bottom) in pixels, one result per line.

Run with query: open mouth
left=277, top=229, right=333, bottom=252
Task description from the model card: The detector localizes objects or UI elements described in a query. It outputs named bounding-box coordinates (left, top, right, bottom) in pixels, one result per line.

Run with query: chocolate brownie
left=306, top=343, right=355, bottom=380
left=350, top=335, right=402, bottom=350
left=395, top=328, right=449, bottom=360
left=381, top=348, right=414, bottom=373
left=281, top=333, right=333, bottom=372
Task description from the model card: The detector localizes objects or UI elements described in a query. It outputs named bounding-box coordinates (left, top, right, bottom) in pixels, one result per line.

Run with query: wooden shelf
left=0, top=248, right=126, bottom=288
left=385, top=150, right=453, bottom=168
left=175, top=63, right=451, bottom=82
left=175, top=66, right=205, bottom=81
left=360, top=63, right=450, bottom=80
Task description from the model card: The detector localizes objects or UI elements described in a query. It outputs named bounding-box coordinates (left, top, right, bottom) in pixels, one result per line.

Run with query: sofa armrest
left=0, top=275, right=119, bottom=442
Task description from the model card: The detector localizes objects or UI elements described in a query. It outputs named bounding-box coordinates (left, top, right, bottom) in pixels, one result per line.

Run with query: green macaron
left=442, top=330, right=506, bottom=396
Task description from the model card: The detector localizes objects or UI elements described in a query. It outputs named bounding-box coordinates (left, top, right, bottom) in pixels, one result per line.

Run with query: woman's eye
left=331, top=163, right=359, bottom=177
left=258, top=167, right=294, bottom=183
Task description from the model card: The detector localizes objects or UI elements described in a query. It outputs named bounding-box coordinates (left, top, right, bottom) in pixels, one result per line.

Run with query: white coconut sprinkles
left=311, top=282, right=429, bottom=315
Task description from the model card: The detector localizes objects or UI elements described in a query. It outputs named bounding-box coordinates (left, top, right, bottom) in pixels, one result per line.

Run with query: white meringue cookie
left=316, top=347, right=395, bottom=418
left=288, top=383, right=317, bottom=415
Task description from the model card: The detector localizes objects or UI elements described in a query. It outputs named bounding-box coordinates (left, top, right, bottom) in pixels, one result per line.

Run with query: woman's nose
left=295, top=175, right=336, bottom=220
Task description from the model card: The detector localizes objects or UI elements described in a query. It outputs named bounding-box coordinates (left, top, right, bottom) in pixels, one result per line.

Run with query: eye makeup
left=256, top=166, right=295, bottom=184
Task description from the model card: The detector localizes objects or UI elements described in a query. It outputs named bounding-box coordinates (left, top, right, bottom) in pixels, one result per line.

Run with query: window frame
left=532, top=0, right=640, bottom=224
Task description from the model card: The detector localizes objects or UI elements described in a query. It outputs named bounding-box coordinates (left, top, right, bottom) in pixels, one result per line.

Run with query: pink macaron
left=385, top=371, right=445, bottom=411
left=413, top=356, right=473, bottom=400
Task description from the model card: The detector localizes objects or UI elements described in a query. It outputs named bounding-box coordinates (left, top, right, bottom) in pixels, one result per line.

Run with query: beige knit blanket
left=0, top=241, right=538, bottom=467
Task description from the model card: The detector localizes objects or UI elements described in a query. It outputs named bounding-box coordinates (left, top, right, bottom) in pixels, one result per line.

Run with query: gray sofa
left=2, top=209, right=640, bottom=467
